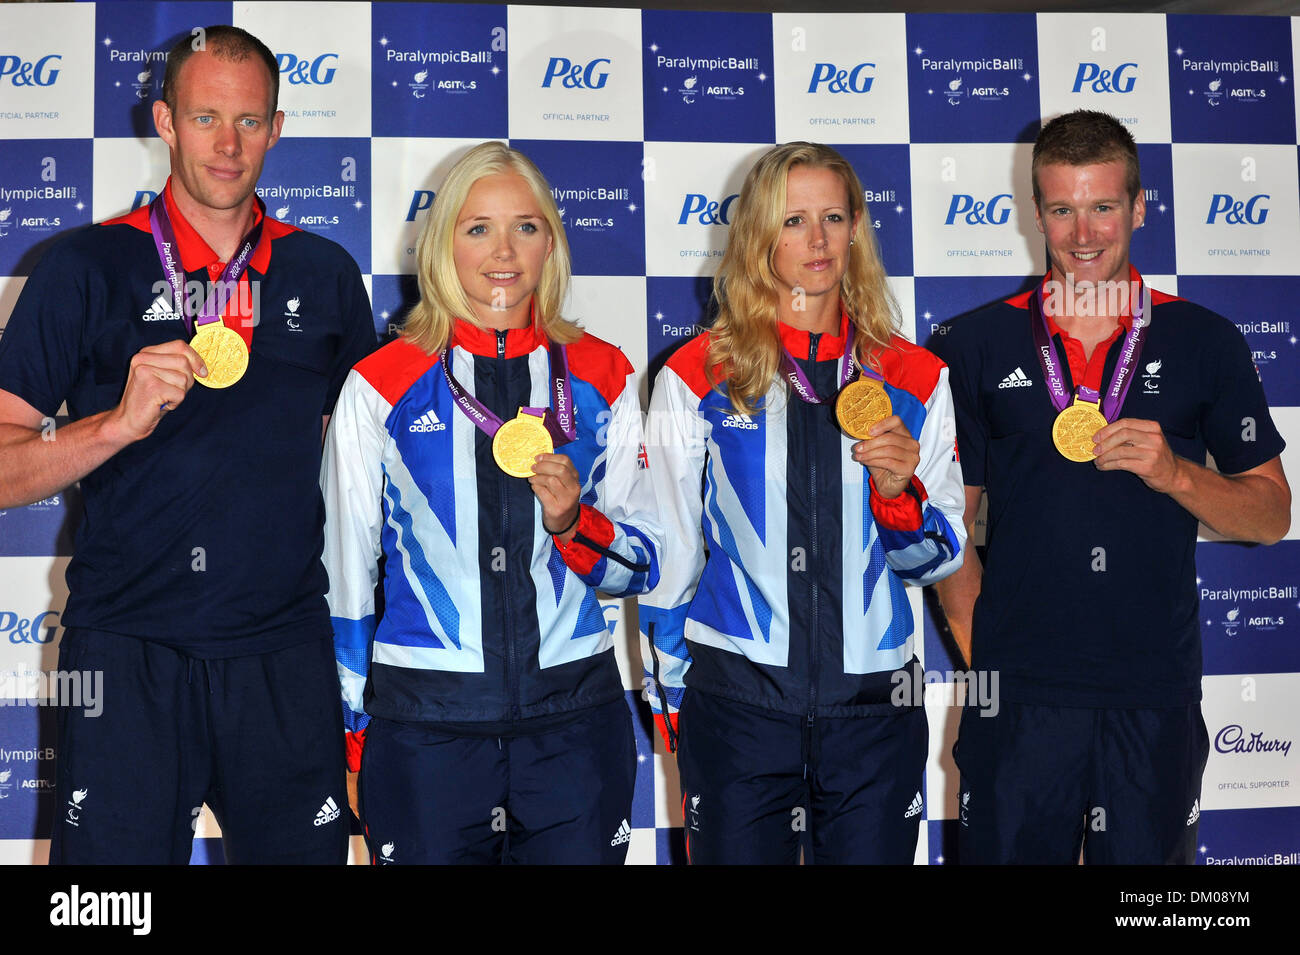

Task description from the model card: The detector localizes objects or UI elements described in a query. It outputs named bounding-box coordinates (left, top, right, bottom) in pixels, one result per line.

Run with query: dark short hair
left=1032, top=110, right=1140, bottom=204
left=161, top=25, right=279, bottom=116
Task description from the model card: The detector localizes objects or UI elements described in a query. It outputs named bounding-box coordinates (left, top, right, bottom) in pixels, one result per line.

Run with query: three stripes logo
left=997, top=366, right=1032, bottom=389
left=314, top=796, right=341, bottom=827
left=409, top=410, right=447, bottom=433
left=610, top=818, right=632, bottom=846
left=904, top=791, right=923, bottom=819
left=1186, top=799, right=1200, bottom=827
left=141, top=293, right=178, bottom=322
left=720, top=412, right=758, bottom=430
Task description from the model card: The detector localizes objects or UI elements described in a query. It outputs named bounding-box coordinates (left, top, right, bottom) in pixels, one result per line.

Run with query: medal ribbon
left=439, top=338, right=577, bottom=446
left=149, top=193, right=266, bottom=337
left=1028, top=278, right=1149, bottom=420
left=779, top=327, right=874, bottom=404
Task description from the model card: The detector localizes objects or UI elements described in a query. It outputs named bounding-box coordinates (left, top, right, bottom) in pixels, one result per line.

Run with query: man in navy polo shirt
left=0, top=26, right=375, bottom=863
left=933, top=110, right=1289, bottom=864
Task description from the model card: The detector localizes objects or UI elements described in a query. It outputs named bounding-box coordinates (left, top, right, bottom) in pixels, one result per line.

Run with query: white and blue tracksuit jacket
left=639, top=317, right=966, bottom=748
left=322, top=320, right=661, bottom=760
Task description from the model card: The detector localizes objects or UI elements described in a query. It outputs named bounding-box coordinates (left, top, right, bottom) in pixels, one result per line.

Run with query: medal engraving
left=191, top=324, right=249, bottom=389
left=835, top=377, right=892, bottom=439
left=1052, top=400, right=1108, bottom=462
left=492, top=410, right=554, bottom=478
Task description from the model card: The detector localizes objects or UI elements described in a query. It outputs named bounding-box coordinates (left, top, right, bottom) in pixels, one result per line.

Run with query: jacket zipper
left=646, top=622, right=679, bottom=753
left=496, top=328, right=520, bottom=720
left=806, top=332, right=820, bottom=732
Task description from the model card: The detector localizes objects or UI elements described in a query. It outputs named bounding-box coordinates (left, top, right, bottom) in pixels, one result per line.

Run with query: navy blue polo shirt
left=0, top=184, right=376, bottom=657
left=934, top=276, right=1284, bottom=707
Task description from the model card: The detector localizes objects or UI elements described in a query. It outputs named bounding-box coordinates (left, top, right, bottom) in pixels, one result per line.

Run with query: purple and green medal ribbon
left=148, top=193, right=266, bottom=336
left=439, top=337, right=578, bottom=446
left=1028, top=278, right=1149, bottom=420
left=778, top=327, right=874, bottom=404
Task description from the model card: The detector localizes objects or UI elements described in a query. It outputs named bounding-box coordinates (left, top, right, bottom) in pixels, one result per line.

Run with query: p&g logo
left=1206, top=194, right=1269, bottom=225
left=541, top=57, right=610, bottom=90
left=944, top=194, right=1012, bottom=226
left=277, top=53, right=339, bottom=86
left=679, top=193, right=738, bottom=226
left=1071, top=62, right=1137, bottom=94
left=0, top=54, right=61, bottom=87
left=807, top=63, right=875, bottom=94
left=0, top=611, right=59, bottom=644
left=406, top=190, right=436, bottom=222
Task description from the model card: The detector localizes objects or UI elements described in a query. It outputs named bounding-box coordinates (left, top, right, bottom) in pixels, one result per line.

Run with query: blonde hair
left=707, top=142, right=898, bottom=415
left=403, top=141, right=580, bottom=352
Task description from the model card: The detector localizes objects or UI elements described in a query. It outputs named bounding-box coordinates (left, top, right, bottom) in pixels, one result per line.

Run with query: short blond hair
left=403, top=141, right=580, bottom=353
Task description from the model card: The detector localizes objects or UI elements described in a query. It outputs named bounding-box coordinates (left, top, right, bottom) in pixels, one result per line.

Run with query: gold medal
left=492, top=409, right=554, bottom=478
left=1052, top=399, right=1108, bottom=462
left=835, top=377, right=892, bottom=439
left=191, top=323, right=249, bottom=389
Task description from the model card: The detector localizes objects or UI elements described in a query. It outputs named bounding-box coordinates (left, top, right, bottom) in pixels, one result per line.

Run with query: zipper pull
left=496, top=328, right=507, bottom=359
left=808, top=332, right=820, bottom=363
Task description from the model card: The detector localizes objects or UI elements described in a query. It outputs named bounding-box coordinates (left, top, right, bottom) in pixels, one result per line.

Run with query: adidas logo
left=313, top=796, right=340, bottom=827
left=610, top=818, right=632, bottom=846
left=997, top=367, right=1032, bottom=389
left=409, top=411, right=446, bottom=433
left=904, top=791, right=923, bottom=819
left=720, top=412, right=758, bottom=430
left=141, top=293, right=178, bottom=322
left=1187, top=799, right=1200, bottom=827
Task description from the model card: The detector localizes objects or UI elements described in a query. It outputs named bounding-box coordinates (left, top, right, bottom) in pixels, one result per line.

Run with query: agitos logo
left=277, top=53, right=339, bottom=86
left=0, top=54, right=61, bottom=87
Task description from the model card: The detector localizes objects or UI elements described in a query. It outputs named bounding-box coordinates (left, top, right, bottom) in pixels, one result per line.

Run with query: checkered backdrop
left=0, top=3, right=1297, bottom=866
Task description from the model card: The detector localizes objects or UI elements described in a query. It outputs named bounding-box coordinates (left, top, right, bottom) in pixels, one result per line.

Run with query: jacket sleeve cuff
left=869, top=475, right=927, bottom=531
left=552, top=505, right=614, bottom=576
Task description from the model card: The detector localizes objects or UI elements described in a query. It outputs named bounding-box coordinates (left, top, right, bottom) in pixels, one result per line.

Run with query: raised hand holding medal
left=1052, top=399, right=1109, bottom=462
left=492, top=409, right=554, bottom=478
left=150, top=192, right=263, bottom=391
left=440, top=334, right=582, bottom=539
left=780, top=328, right=918, bottom=498
left=835, top=377, right=892, bottom=440
left=189, top=323, right=249, bottom=389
